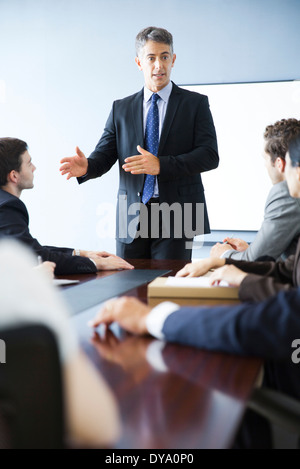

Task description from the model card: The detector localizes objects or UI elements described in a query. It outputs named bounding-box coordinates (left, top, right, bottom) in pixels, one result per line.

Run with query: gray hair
left=135, top=26, right=174, bottom=57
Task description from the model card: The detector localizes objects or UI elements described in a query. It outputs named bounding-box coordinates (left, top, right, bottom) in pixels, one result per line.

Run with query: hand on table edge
left=87, top=297, right=151, bottom=335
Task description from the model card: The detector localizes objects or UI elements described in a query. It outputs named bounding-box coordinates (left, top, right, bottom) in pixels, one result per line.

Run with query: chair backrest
left=0, top=324, right=64, bottom=449
left=249, top=387, right=300, bottom=436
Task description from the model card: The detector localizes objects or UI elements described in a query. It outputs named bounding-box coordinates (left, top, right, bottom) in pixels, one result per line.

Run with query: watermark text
left=0, top=339, right=6, bottom=364
left=291, top=339, right=300, bottom=364
left=97, top=199, right=205, bottom=250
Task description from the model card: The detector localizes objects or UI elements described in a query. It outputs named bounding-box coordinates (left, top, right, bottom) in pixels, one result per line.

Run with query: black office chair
left=248, top=388, right=300, bottom=434
left=0, top=324, right=64, bottom=449
left=248, top=388, right=300, bottom=449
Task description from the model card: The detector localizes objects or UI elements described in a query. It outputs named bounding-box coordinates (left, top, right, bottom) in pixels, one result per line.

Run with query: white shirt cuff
left=146, top=301, right=180, bottom=340
left=89, top=258, right=97, bottom=268
left=220, top=249, right=233, bottom=259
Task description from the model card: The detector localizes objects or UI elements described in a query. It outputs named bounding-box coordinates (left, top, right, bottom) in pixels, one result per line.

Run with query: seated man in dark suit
left=0, top=138, right=133, bottom=275
left=210, top=118, right=300, bottom=262
left=174, top=127, right=300, bottom=303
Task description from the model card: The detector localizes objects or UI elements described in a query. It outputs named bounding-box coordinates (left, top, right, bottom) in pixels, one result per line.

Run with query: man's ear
left=296, top=166, right=300, bottom=182
left=277, top=157, right=286, bottom=173
left=7, top=170, right=18, bottom=184
left=171, top=53, right=176, bottom=68
left=135, top=56, right=143, bottom=71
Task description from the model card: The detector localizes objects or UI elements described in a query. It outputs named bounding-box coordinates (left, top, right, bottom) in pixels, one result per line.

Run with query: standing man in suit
left=0, top=138, right=133, bottom=276
left=210, top=118, right=300, bottom=261
left=60, top=26, right=219, bottom=260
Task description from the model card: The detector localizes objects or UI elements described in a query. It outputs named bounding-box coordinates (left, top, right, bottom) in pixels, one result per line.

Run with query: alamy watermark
left=0, top=339, right=6, bottom=364
left=291, top=339, right=300, bottom=364
left=96, top=198, right=206, bottom=250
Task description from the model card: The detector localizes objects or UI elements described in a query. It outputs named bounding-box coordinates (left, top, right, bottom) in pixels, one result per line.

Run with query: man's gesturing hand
left=122, top=145, right=160, bottom=175
left=60, top=146, right=88, bottom=180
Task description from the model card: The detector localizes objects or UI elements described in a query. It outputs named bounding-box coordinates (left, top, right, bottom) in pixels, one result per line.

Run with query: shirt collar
left=144, top=81, right=173, bottom=103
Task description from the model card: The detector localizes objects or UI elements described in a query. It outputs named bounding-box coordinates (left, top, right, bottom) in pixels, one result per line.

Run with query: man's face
left=16, top=151, right=36, bottom=190
left=135, top=40, right=176, bottom=92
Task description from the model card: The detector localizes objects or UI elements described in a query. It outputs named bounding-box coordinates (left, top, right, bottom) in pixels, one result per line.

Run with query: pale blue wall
left=0, top=0, right=299, bottom=252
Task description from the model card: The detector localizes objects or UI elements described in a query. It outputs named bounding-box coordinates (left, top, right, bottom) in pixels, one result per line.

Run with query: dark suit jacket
left=162, top=289, right=300, bottom=400
left=225, top=237, right=300, bottom=302
left=0, top=189, right=96, bottom=276
left=78, top=82, right=219, bottom=243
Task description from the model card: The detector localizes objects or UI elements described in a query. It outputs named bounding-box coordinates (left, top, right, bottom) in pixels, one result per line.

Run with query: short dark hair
left=288, top=134, right=300, bottom=167
left=135, top=26, right=174, bottom=57
left=264, top=118, right=300, bottom=164
left=0, top=138, right=28, bottom=187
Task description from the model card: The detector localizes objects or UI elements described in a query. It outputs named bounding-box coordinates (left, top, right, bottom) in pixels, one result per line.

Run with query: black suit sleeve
left=162, top=288, right=300, bottom=362
left=0, top=200, right=97, bottom=276
left=225, top=256, right=295, bottom=302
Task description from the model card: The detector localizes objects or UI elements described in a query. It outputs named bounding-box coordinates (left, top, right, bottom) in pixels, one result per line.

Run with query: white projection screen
left=181, top=81, right=300, bottom=231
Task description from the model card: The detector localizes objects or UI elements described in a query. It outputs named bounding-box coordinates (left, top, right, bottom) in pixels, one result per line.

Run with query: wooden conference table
left=61, top=259, right=262, bottom=449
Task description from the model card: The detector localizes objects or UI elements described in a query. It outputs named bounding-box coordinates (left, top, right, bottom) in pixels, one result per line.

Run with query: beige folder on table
left=147, top=275, right=239, bottom=306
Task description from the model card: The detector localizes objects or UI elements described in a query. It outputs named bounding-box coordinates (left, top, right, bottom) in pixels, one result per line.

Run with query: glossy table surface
left=60, top=259, right=262, bottom=449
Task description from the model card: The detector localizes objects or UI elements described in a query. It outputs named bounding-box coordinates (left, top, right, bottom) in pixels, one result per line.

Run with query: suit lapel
left=131, top=89, right=144, bottom=147
left=158, top=83, right=181, bottom=155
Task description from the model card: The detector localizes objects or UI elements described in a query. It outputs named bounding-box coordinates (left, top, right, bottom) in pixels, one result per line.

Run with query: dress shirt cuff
left=220, top=249, right=233, bottom=259
left=89, top=258, right=97, bottom=269
left=146, top=301, right=180, bottom=340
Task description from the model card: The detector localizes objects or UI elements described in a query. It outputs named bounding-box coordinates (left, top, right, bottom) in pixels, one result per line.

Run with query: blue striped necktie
left=142, top=93, right=160, bottom=204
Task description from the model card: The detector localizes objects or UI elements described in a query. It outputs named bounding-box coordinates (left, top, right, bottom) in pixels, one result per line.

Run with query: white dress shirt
left=143, top=81, right=173, bottom=197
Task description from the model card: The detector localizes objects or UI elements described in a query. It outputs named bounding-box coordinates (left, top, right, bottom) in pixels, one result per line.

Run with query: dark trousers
left=116, top=200, right=193, bottom=260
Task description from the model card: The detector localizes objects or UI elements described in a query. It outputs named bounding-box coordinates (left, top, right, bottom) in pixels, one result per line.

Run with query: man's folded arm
left=223, top=221, right=278, bottom=262
left=0, top=202, right=97, bottom=275
left=160, top=289, right=300, bottom=361
left=225, top=256, right=294, bottom=283
left=225, top=255, right=295, bottom=302
left=238, top=274, right=295, bottom=302
left=13, top=231, right=96, bottom=275
left=224, top=190, right=300, bottom=262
